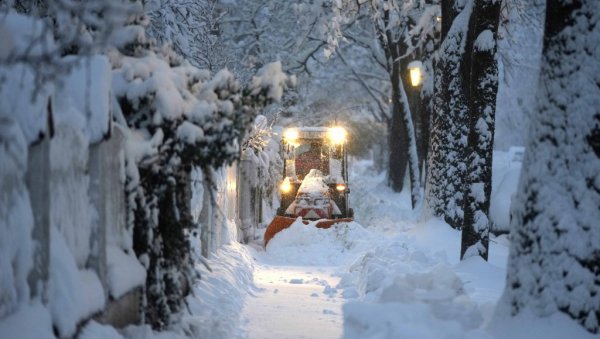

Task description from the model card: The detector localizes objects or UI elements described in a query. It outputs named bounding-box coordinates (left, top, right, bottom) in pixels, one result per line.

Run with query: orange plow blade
left=263, top=216, right=353, bottom=247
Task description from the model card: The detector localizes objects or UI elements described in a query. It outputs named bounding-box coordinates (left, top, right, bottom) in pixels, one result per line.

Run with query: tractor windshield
left=294, top=139, right=329, bottom=179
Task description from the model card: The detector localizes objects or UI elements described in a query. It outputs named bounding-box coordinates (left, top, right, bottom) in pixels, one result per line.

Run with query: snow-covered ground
left=3, top=153, right=593, bottom=339
left=237, top=159, right=510, bottom=339
left=230, top=158, right=594, bottom=339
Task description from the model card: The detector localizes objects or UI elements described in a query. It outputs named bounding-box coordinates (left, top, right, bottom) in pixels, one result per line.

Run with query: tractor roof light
left=328, top=126, right=347, bottom=145
left=283, top=128, right=299, bottom=144
left=336, top=183, right=346, bottom=191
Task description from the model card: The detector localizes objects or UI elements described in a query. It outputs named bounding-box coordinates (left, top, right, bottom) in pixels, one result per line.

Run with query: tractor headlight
left=336, top=183, right=346, bottom=191
left=283, top=128, right=299, bottom=144
left=280, top=179, right=292, bottom=193
left=328, top=127, right=347, bottom=145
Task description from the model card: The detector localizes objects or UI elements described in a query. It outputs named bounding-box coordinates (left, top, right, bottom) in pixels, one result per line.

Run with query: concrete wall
left=21, top=121, right=142, bottom=329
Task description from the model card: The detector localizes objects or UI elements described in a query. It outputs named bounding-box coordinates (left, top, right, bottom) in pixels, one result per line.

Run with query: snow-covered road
left=243, top=265, right=343, bottom=339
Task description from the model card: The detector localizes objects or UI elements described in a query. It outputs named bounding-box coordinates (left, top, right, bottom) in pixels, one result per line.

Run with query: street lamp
left=407, top=60, right=424, bottom=87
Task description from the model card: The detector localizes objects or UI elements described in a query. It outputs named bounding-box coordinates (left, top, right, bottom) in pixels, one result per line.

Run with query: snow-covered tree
left=425, top=0, right=501, bottom=245
left=460, top=0, right=502, bottom=260
left=321, top=1, right=441, bottom=207
left=501, top=0, right=600, bottom=333
left=145, top=0, right=229, bottom=72
left=426, top=0, right=471, bottom=228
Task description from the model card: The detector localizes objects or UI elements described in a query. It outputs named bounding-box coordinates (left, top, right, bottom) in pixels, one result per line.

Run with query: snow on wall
left=0, top=17, right=142, bottom=335
left=49, top=227, right=105, bottom=338
left=49, top=124, right=93, bottom=268
left=54, top=55, right=112, bottom=143
left=0, top=119, right=34, bottom=319
left=106, top=246, right=146, bottom=299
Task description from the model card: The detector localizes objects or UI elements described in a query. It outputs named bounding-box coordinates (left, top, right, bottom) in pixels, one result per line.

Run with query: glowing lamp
left=280, top=178, right=292, bottom=193
left=283, top=128, right=299, bottom=143
left=407, top=60, right=424, bottom=87
left=328, top=127, right=347, bottom=145
left=336, top=184, right=346, bottom=191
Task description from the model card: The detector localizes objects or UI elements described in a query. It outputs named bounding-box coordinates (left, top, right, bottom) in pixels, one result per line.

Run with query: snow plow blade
left=264, top=216, right=353, bottom=247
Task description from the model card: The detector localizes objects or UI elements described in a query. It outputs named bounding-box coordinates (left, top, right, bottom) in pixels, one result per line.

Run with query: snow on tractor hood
left=285, top=169, right=342, bottom=218
left=297, top=169, right=330, bottom=196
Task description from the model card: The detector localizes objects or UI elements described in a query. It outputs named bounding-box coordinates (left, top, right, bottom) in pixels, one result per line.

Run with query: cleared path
left=242, top=265, right=343, bottom=339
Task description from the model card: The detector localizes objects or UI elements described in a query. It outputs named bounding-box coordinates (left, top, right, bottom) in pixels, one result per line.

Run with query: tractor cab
left=277, top=126, right=353, bottom=220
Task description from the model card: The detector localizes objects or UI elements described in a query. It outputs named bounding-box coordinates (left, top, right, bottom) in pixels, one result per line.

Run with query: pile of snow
left=297, top=169, right=330, bottom=195
left=339, top=218, right=509, bottom=339
left=264, top=219, right=377, bottom=266
left=180, top=242, right=255, bottom=338
left=348, top=160, right=419, bottom=234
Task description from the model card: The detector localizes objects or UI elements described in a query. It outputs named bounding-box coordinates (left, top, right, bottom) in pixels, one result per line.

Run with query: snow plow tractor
left=264, top=126, right=354, bottom=247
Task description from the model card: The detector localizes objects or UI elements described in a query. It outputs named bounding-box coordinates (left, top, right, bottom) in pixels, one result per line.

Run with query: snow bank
left=180, top=242, right=255, bottom=338
left=338, top=218, right=509, bottom=339
left=264, top=219, right=377, bottom=266
left=348, top=160, right=418, bottom=234
left=79, top=321, right=125, bottom=339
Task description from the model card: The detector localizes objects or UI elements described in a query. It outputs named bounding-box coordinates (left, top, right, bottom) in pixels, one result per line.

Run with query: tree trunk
left=388, top=62, right=409, bottom=192
left=398, top=76, right=422, bottom=208
left=502, top=0, right=600, bottom=333
left=425, top=0, right=473, bottom=229
left=460, top=0, right=501, bottom=260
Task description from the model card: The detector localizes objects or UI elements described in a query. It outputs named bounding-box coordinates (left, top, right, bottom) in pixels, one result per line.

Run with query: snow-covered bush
left=110, top=13, right=294, bottom=328
left=242, top=115, right=283, bottom=219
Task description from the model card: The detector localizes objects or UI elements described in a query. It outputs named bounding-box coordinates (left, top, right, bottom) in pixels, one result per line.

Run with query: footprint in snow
left=323, top=285, right=337, bottom=296
left=289, top=278, right=304, bottom=284
left=323, top=309, right=337, bottom=315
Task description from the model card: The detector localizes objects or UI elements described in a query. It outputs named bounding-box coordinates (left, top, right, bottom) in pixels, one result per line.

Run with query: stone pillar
left=198, top=178, right=213, bottom=258
left=25, top=138, right=51, bottom=302
left=88, top=126, right=125, bottom=295
left=238, top=152, right=257, bottom=243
